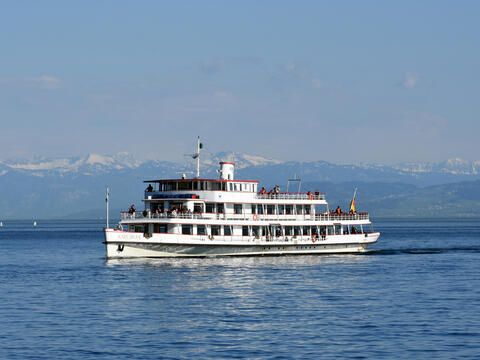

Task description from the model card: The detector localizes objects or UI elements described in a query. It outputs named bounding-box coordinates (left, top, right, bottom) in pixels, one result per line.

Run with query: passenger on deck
left=335, top=206, right=341, bottom=215
left=146, top=184, right=153, bottom=192
left=128, top=204, right=136, bottom=214
left=274, top=185, right=280, bottom=194
left=260, top=187, right=267, bottom=194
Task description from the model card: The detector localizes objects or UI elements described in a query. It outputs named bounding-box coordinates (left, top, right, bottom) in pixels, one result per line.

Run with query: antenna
left=191, top=137, right=203, bottom=178
left=105, top=186, right=110, bottom=229
left=286, top=174, right=302, bottom=193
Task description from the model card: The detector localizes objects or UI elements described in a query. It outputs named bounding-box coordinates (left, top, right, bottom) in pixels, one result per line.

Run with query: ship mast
left=192, top=136, right=202, bottom=178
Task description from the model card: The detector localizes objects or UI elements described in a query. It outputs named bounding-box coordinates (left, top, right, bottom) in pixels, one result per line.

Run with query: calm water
left=0, top=219, right=479, bottom=359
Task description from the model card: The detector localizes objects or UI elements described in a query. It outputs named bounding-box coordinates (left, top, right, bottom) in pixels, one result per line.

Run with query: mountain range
left=1, top=152, right=480, bottom=219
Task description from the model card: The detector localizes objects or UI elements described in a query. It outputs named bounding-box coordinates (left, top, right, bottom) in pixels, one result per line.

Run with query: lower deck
left=104, top=229, right=380, bottom=258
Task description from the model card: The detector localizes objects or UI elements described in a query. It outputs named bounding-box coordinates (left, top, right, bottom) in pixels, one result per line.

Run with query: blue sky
left=0, top=1, right=478, bottom=163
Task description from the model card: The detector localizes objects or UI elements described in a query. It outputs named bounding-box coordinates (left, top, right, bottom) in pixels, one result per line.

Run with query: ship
left=104, top=139, right=380, bottom=258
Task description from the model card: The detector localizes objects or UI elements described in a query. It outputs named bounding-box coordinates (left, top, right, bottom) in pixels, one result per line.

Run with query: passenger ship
left=104, top=140, right=380, bottom=258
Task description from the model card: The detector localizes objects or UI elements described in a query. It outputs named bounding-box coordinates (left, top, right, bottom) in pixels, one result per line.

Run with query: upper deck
left=121, top=210, right=370, bottom=224
left=143, top=166, right=327, bottom=205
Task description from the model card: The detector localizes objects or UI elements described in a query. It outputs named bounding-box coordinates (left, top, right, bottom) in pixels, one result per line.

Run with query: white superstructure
left=104, top=145, right=380, bottom=258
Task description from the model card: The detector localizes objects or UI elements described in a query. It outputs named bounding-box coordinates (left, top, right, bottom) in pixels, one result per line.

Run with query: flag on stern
left=349, top=188, right=357, bottom=213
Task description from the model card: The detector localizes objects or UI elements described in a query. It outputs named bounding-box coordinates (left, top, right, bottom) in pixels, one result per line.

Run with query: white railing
left=315, top=212, right=369, bottom=221
left=121, top=211, right=369, bottom=222
left=256, top=192, right=325, bottom=200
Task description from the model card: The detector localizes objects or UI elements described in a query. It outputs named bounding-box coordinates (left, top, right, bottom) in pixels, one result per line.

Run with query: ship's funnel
left=219, top=162, right=235, bottom=180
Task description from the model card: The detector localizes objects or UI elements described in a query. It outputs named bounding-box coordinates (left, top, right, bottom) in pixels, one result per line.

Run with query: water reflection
left=106, top=253, right=370, bottom=269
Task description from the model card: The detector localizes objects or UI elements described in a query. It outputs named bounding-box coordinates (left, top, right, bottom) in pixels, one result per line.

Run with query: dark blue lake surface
left=0, top=219, right=479, bottom=359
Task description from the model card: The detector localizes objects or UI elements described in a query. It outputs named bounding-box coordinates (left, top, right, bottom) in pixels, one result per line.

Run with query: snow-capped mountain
left=0, top=151, right=282, bottom=177
left=1, top=153, right=480, bottom=219
left=393, top=158, right=480, bottom=175
left=4, top=152, right=479, bottom=177
left=4, top=152, right=143, bottom=175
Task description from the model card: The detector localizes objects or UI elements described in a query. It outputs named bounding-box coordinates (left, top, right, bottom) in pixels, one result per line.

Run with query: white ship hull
left=104, top=229, right=380, bottom=259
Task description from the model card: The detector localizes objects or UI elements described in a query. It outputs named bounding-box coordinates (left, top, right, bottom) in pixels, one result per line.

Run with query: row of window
left=155, top=181, right=257, bottom=192
left=131, top=224, right=363, bottom=236
left=201, top=203, right=313, bottom=215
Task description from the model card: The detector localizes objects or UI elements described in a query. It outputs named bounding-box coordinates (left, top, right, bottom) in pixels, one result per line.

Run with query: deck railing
left=256, top=192, right=325, bottom=200
left=315, top=212, right=369, bottom=221
left=120, top=211, right=369, bottom=222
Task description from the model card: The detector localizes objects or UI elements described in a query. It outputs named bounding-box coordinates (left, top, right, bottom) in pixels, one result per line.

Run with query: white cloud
left=311, top=78, right=324, bottom=89
left=29, top=75, right=62, bottom=89
left=402, top=72, right=418, bottom=89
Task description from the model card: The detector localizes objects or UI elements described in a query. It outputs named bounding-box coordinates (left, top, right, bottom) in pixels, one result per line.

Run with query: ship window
left=267, top=205, right=275, bottom=214
left=242, top=226, right=249, bottom=236
left=257, top=204, right=264, bottom=214
left=211, top=225, right=220, bottom=236
left=305, top=206, right=311, bottom=215
left=134, top=225, right=145, bottom=233
left=320, top=226, right=326, bottom=236
left=285, top=205, right=293, bottom=215
left=205, top=203, right=215, bottom=213
left=334, top=225, right=342, bottom=235
left=163, top=182, right=176, bottom=191
left=178, top=181, right=191, bottom=191
left=209, top=182, right=222, bottom=191
left=252, top=226, right=260, bottom=238
left=229, top=183, right=233, bottom=191
left=194, top=203, right=203, bottom=213
left=224, top=225, right=232, bottom=236
left=182, top=224, right=193, bottom=235
left=278, top=205, right=285, bottom=215
left=154, top=224, right=168, bottom=233
left=251, top=204, right=257, bottom=214
left=261, top=226, right=267, bottom=236
left=234, top=204, right=243, bottom=214
left=197, top=225, right=206, bottom=235
left=303, top=226, right=309, bottom=236
left=217, top=203, right=224, bottom=214
left=275, top=227, right=282, bottom=237
left=285, top=226, right=293, bottom=236
left=294, top=226, right=301, bottom=236
left=296, top=205, right=303, bottom=215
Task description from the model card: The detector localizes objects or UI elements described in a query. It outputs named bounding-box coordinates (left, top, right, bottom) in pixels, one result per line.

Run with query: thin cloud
left=29, top=75, right=62, bottom=89
left=402, top=72, right=418, bottom=89
left=199, top=59, right=225, bottom=75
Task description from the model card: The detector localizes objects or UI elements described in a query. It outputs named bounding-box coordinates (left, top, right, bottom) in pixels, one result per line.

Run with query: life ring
left=253, top=214, right=258, bottom=220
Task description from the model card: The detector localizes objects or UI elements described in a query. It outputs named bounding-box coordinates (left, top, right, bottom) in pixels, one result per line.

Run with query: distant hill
left=303, top=180, right=480, bottom=218
left=1, top=152, right=480, bottom=219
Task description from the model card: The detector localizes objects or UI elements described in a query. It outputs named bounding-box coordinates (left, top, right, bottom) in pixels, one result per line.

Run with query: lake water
left=0, top=219, right=479, bottom=359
